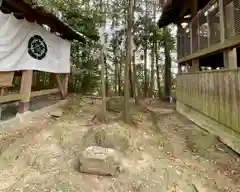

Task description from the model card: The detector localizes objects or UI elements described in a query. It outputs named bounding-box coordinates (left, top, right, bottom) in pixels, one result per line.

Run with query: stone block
left=79, top=146, right=121, bottom=176
left=50, top=110, right=63, bottom=118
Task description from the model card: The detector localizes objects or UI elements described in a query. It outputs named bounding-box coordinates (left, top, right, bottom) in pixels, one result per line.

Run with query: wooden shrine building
left=159, top=0, right=240, bottom=153
left=0, top=0, right=96, bottom=118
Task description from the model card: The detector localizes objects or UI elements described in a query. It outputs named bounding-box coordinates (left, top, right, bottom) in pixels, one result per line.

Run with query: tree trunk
left=132, top=0, right=139, bottom=104
left=114, top=58, right=118, bottom=95
left=150, top=2, right=157, bottom=98
left=100, top=45, right=107, bottom=121
left=144, top=47, right=148, bottom=97
left=129, top=62, right=134, bottom=97
left=132, top=50, right=139, bottom=104
left=149, top=43, right=155, bottom=97
left=163, top=27, right=172, bottom=101
left=105, top=60, right=108, bottom=97
left=123, top=0, right=133, bottom=123
left=119, top=60, right=122, bottom=96
left=155, top=41, right=162, bottom=99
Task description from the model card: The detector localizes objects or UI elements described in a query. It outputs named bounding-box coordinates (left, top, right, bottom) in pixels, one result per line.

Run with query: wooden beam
left=0, top=88, right=60, bottom=105
left=19, top=70, right=33, bottom=113
left=31, top=88, right=60, bottom=98
left=0, top=94, right=22, bottom=104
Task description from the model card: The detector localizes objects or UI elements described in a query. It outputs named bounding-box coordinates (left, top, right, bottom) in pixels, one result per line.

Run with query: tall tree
left=143, top=0, right=148, bottom=97
left=123, top=0, right=133, bottom=123
left=163, top=27, right=172, bottom=100
left=99, top=0, right=108, bottom=121
left=155, top=40, right=162, bottom=99
left=149, top=1, right=157, bottom=98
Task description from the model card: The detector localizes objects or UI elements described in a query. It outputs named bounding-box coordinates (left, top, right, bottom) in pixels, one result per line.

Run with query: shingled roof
left=158, top=0, right=211, bottom=28
left=0, top=0, right=99, bottom=43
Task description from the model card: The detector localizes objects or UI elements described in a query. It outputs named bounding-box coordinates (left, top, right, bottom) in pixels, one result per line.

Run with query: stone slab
left=79, top=146, right=121, bottom=176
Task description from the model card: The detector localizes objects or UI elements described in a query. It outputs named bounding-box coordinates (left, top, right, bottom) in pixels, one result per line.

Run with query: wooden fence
left=177, top=69, right=240, bottom=133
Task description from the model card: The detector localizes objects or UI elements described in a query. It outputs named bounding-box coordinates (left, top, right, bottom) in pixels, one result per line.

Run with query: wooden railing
left=178, top=0, right=240, bottom=62
left=176, top=69, right=240, bottom=133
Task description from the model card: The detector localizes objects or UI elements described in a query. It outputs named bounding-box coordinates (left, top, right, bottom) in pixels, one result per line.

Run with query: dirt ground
left=0, top=96, right=239, bottom=192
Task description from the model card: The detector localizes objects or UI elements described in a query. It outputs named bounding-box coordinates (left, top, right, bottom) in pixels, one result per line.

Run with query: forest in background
left=28, top=0, right=176, bottom=122
left=31, top=0, right=175, bottom=96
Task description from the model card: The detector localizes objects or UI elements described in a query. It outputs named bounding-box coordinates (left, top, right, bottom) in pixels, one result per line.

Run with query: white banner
left=0, top=11, right=71, bottom=73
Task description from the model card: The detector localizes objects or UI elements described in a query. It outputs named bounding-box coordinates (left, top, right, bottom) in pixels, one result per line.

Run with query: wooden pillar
left=224, top=48, right=238, bottom=69
left=219, top=0, right=226, bottom=42
left=178, top=25, right=185, bottom=57
left=55, top=74, right=68, bottom=99
left=189, top=59, right=199, bottom=72
left=63, top=74, right=69, bottom=97
left=19, top=70, right=33, bottom=113
left=190, top=16, right=200, bottom=53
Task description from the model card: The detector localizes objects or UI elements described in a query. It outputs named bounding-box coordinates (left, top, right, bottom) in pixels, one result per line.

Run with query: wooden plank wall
left=177, top=69, right=240, bottom=133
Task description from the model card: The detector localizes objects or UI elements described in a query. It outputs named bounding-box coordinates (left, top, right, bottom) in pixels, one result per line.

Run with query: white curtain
left=0, top=11, right=71, bottom=73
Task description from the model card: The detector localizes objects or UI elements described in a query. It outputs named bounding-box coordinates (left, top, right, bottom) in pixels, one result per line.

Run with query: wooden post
left=63, top=74, right=69, bottom=97
left=178, top=25, right=185, bottom=57
left=219, top=0, right=225, bottom=42
left=224, top=48, right=238, bottom=69
left=189, top=59, right=200, bottom=72
left=19, top=70, right=33, bottom=113
left=55, top=74, right=68, bottom=99
left=190, top=22, right=193, bottom=54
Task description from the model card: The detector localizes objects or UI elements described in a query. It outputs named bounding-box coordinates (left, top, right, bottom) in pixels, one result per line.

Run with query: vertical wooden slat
left=202, top=73, right=206, bottom=115
left=228, top=71, right=233, bottom=129
left=213, top=71, right=219, bottom=121
left=224, top=71, right=230, bottom=127
left=231, top=70, right=238, bottom=132
left=192, top=73, right=196, bottom=109
left=219, top=71, right=224, bottom=124
left=199, top=73, right=202, bottom=113
left=208, top=72, right=213, bottom=118
left=198, top=74, right=201, bottom=111
left=205, top=72, right=210, bottom=116
left=237, top=71, right=240, bottom=132
left=205, top=72, right=209, bottom=116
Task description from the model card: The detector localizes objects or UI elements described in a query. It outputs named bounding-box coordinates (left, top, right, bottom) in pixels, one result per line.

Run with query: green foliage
left=32, top=0, right=176, bottom=96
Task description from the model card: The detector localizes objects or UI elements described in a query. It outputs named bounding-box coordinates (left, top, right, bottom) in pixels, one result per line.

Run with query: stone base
left=176, top=100, right=240, bottom=154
